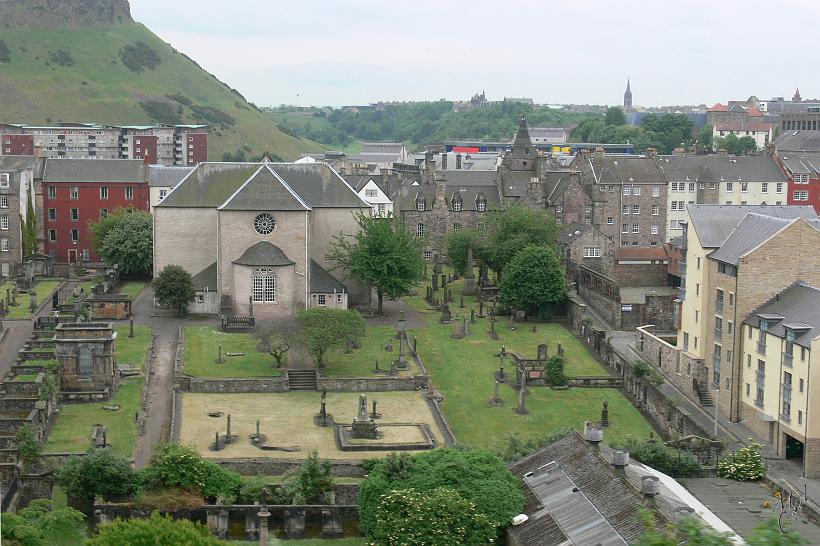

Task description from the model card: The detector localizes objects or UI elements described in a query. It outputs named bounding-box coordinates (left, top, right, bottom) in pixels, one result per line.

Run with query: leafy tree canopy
left=328, top=212, right=425, bottom=314
left=444, top=228, right=485, bottom=276
left=88, top=209, right=153, bottom=276
left=498, top=245, right=566, bottom=312
left=140, top=443, right=242, bottom=503
left=714, top=133, right=758, bottom=156
left=55, top=448, right=141, bottom=505
left=571, top=112, right=694, bottom=155
left=86, top=512, right=222, bottom=546
left=605, top=106, right=626, bottom=126
left=483, top=205, right=558, bottom=277
left=296, top=308, right=366, bottom=367
left=153, top=264, right=195, bottom=317
left=0, top=499, right=84, bottom=546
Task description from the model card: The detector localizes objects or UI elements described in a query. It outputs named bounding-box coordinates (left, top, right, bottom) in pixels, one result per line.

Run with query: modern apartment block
left=0, top=123, right=207, bottom=166
left=740, top=283, right=820, bottom=477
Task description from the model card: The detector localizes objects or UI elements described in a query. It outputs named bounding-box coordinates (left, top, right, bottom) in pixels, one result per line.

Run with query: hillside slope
left=0, top=23, right=320, bottom=160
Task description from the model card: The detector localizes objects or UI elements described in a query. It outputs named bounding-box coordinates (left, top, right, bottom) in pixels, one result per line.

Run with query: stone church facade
left=153, top=161, right=369, bottom=320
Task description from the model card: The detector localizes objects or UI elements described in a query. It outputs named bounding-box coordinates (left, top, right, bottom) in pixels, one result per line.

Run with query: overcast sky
left=130, top=0, right=815, bottom=108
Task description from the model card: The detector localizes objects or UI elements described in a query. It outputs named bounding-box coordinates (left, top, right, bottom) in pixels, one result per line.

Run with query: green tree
left=56, top=448, right=141, bottom=507
left=140, top=443, right=242, bottom=503
left=747, top=516, right=809, bottom=545
left=697, top=124, right=714, bottom=153
left=498, top=245, right=566, bottom=313
left=545, top=355, right=567, bottom=387
left=327, top=212, right=425, bottom=314
left=278, top=450, right=334, bottom=504
left=636, top=510, right=807, bottom=546
left=370, top=488, right=497, bottom=546
left=444, top=228, right=485, bottom=275
left=88, top=209, right=153, bottom=276
left=152, top=264, right=195, bottom=317
left=736, top=135, right=758, bottom=155
left=483, top=205, right=558, bottom=278
left=0, top=499, right=85, bottom=546
left=605, top=106, right=626, bottom=126
left=254, top=320, right=295, bottom=368
left=86, top=512, right=222, bottom=546
left=15, top=424, right=43, bottom=473
left=296, top=308, right=366, bottom=367
left=359, top=448, right=524, bottom=537
left=22, top=191, right=37, bottom=256
left=613, top=437, right=700, bottom=478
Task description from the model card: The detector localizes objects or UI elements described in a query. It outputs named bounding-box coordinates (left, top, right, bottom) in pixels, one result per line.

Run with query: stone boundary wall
left=2, top=280, right=67, bottom=323
left=212, top=458, right=366, bottom=478
left=412, top=346, right=457, bottom=446
left=135, top=329, right=157, bottom=436
left=185, top=377, right=289, bottom=393
left=567, top=376, right=624, bottom=388
left=316, top=376, right=418, bottom=392
left=634, top=325, right=705, bottom=401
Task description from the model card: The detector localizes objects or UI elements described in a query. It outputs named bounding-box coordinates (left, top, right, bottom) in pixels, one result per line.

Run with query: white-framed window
left=794, top=173, right=809, bottom=184
left=125, top=186, right=133, bottom=200
left=252, top=268, right=276, bottom=303
left=652, top=186, right=660, bottom=197
left=159, top=189, right=168, bottom=200
left=607, top=185, right=615, bottom=192
left=741, top=182, right=749, bottom=192
left=337, top=294, right=343, bottom=303
left=794, top=190, right=809, bottom=200
left=583, top=247, right=601, bottom=258
left=48, top=186, right=56, bottom=199
left=688, top=182, right=695, bottom=192
left=621, top=223, right=628, bottom=234
left=0, top=238, right=8, bottom=252
left=633, top=186, right=641, bottom=195
left=621, top=205, right=629, bottom=215
left=632, top=224, right=639, bottom=233
left=100, top=186, right=109, bottom=200
left=48, top=229, right=56, bottom=242
left=70, top=186, right=79, bottom=199
left=555, top=204, right=563, bottom=213
left=651, top=205, right=659, bottom=215
left=317, top=294, right=326, bottom=306
left=0, top=216, right=7, bottom=230
left=607, top=217, right=614, bottom=225
left=1, top=262, right=8, bottom=277
left=48, top=208, right=56, bottom=221
left=761, top=182, right=768, bottom=193
left=632, top=205, right=640, bottom=214
left=477, top=199, right=487, bottom=212
left=365, top=189, right=377, bottom=198
left=0, top=196, right=6, bottom=209
left=776, top=182, right=784, bottom=193
left=71, top=229, right=78, bottom=242
left=726, top=182, right=733, bottom=192
left=416, top=223, right=425, bottom=237
left=584, top=205, right=592, bottom=214
left=452, top=223, right=461, bottom=231
left=623, top=186, right=631, bottom=195
left=0, top=174, right=9, bottom=188
left=423, top=250, right=433, bottom=261
left=651, top=224, right=659, bottom=234
left=71, top=208, right=79, bottom=221
left=416, top=200, right=425, bottom=212
left=452, top=199, right=462, bottom=212
left=670, top=219, right=679, bottom=229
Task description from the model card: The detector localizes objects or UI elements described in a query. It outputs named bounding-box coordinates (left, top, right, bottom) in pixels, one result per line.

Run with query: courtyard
left=178, top=391, right=446, bottom=460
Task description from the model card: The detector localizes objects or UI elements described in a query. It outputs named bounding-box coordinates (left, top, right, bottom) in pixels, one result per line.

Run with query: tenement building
left=0, top=156, right=39, bottom=278
left=153, top=160, right=369, bottom=319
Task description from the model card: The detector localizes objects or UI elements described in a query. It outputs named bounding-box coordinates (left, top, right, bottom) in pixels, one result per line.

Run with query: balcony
left=714, top=328, right=723, bottom=341
left=783, top=352, right=794, bottom=368
left=757, top=341, right=767, bottom=355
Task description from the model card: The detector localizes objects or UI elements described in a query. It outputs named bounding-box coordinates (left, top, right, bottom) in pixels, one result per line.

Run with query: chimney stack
left=33, top=146, right=41, bottom=160
left=673, top=147, right=686, bottom=156
left=645, top=147, right=657, bottom=158
left=640, top=476, right=660, bottom=507
left=441, top=152, right=448, bottom=170
left=594, top=146, right=605, bottom=159
left=612, top=450, right=629, bottom=475
left=456, top=153, right=462, bottom=169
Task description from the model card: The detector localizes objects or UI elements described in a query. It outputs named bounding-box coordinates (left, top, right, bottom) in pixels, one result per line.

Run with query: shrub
left=632, top=360, right=665, bottom=386
left=717, top=443, right=766, bottom=481
left=141, top=443, right=242, bottom=503
left=48, top=48, right=74, bottom=67
left=283, top=450, right=333, bottom=504
left=15, top=424, right=43, bottom=473
left=165, top=92, right=192, bottom=106
left=153, top=265, right=195, bottom=317
left=133, top=487, right=205, bottom=512
left=0, top=499, right=85, bottom=546
left=87, top=512, right=221, bottom=546
left=494, top=429, right=574, bottom=463
left=613, top=438, right=701, bottom=478
left=190, top=104, right=235, bottom=128
left=120, top=41, right=161, bottom=72
left=141, top=100, right=182, bottom=125
left=370, top=488, right=497, bottom=546
left=0, top=40, right=10, bottom=63
left=545, top=355, right=567, bottom=386
left=56, top=448, right=141, bottom=505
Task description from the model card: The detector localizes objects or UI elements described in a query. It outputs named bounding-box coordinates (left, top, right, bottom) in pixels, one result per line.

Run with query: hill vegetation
left=0, top=23, right=321, bottom=160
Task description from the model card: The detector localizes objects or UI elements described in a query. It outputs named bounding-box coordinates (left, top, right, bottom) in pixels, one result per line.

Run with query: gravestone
left=513, top=369, right=530, bottom=415
left=351, top=394, right=379, bottom=439
left=601, top=400, right=610, bottom=428
left=470, top=309, right=475, bottom=323
left=538, top=344, right=548, bottom=362
left=451, top=318, right=465, bottom=339
left=463, top=246, right=477, bottom=295
left=463, top=315, right=470, bottom=336
left=440, top=304, right=452, bottom=324
left=370, top=400, right=381, bottom=420
left=488, top=316, right=499, bottom=340
left=478, top=300, right=484, bottom=318
left=514, top=310, right=526, bottom=322
left=489, top=379, right=502, bottom=406
left=557, top=343, right=565, bottom=357
left=432, top=274, right=439, bottom=291
left=248, top=295, right=254, bottom=318
left=460, top=296, right=464, bottom=309
left=412, top=336, right=417, bottom=355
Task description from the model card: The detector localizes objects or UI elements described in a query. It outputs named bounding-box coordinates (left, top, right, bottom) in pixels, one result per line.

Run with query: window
left=726, top=182, right=733, bottom=192
left=798, top=410, right=803, bottom=425
left=477, top=198, right=486, bottom=212
left=696, top=283, right=700, bottom=296
left=651, top=205, right=659, bottom=215
left=708, top=183, right=716, bottom=190
left=452, top=198, right=462, bottom=212
left=794, top=190, right=809, bottom=200
left=48, top=208, right=56, bottom=221
left=727, top=321, right=734, bottom=336
left=364, top=189, right=377, bottom=198
left=71, top=229, right=78, bottom=242
left=555, top=204, right=563, bottom=213
left=584, top=205, right=592, bottom=214
left=632, top=224, right=639, bottom=233
left=623, top=186, right=631, bottom=195
left=776, top=182, right=784, bottom=193
left=718, top=262, right=737, bottom=277
left=252, top=268, right=276, bottom=303
left=652, top=186, right=660, bottom=197
left=423, top=250, right=433, bottom=261
left=159, top=189, right=168, bottom=200
left=713, top=344, right=722, bottom=387
left=0, top=238, right=7, bottom=252
left=729, top=292, right=734, bottom=306
left=0, top=196, right=7, bottom=208
left=632, top=205, right=640, bottom=215
left=416, top=199, right=425, bottom=212
left=100, top=208, right=108, bottom=219
left=78, top=345, right=92, bottom=379
left=416, top=223, right=425, bottom=238
left=337, top=294, right=343, bottom=303
left=82, top=249, right=89, bottom=261
left=688, top=182, right=695, bottom=192
left=99, top=187, right=108, bottom=200
left=651, top=224, right=659, bottom=235
left=761, top=182, right=768, bottom=193
left=607, top=217, right=614, bottom=225
left=452, top=223, right=461, bottom=231
left=125, top=187, right=133, bottom=200
left=583, top=247, right=601, bottom=258
left=71, top=208, right=79, bottom=222
left=741, top=182, right=749, bottom=192
left=670, top=219, right=679, bottom=229
left=607, top=185, right=615, bottom=192
left=716, top=288, right=724, bottom=312
left=683, top=332, right=689, bottom=352
left=70, top=186, right=79, bottom=199
left=254, top=213, right=276, bottom=235
left=794, top=173, right=809, bottom=184
left=755, top=360, right=765, bottom=406
left=800, top=378, right=805, bottom=393
left=48, top=229, right=56, bottom=242
left=622, top=205, right=629, bottom=215
left=317, top=294, right=326, bottom=306
left=621, top=223, right=629, bottom=234
left=695, top=310, right=699, bottom=323
left=0, top=216, right=7, bottom=231
left=0, top=174, right=9, bottom=188
left=633, top=186, right=641, bottom=195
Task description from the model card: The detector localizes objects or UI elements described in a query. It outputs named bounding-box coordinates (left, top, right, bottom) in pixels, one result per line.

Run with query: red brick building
left=776, top=152, right=820, bottom=213
left=42, top=159, right=148, bottom=264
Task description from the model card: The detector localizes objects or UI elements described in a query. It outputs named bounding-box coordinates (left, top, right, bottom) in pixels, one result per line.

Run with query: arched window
left=253, top=269, right=276, bottom=303
left=78, top=345, right=92, bottom=378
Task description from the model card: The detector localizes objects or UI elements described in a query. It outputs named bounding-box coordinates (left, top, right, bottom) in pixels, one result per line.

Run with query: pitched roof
left=745, top=282, right=820, bottom=348
left=267, top=163, right=368, bottom=209
left=557, top=223, right=591, bottom=245
left=310, top=260, right=346, bottom=293
left=615, top=247, right=668, bottom=261
left=397, top=172, right=501, bottom=211
left=191, top=262, right=217, bottom=292
left=43, top=159, right=146, bottom=183
left=774, top=130, right=820, bottom=152
left=219, top=165, right=309, bottom=211
left=582, top=156, right=664, bottom=186
left=658, top=155, right=786, bottom=183
left=232, top=241, right=295, bottom=267
left=779, top=153, right=820, bottom=175
left=708, top=214, right=797, bottom=265
left=708, top=103, right=728, bottom=112
left=685, top=205, right=816, bottom=248
left=148, top=165, right=194, bottom=188
left=0, top=155, right=37, bottom=173
left=156, top=163, right=259, bottom=208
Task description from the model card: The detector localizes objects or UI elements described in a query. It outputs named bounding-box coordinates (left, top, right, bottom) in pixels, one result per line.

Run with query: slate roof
left=713, top=122, right=775, bottom=132
left=153, top=163, right=258, bottom=208
left=708, top=214, right=801, bottom=265
left=774, top=130, right=820, bottom=152
left=351, top=142, right=405, bottom=164
left=685, top=205, right=816, bottom=248
left=191, top=262, right=217, bottom=292
left=43, top=159, right=146, bottom=183
left=310, top=260, right=346, bottom=293
left=0, top=155, right=37, bottom=173
left=557, top=223, right=591, bottom=245
left=745, top=282, right=820, bottom=349
left=527, top=127, right=570, bottom=143
left=268, top=163, right=368, bottom=209
left=148, top=165, right=194, bottom=188
left=657, top=155, right=786, bottom=183
left=232, top=241, right=295, bottom=267
left=397, top=172, right=501, bottom=211
left=219, top=166, right=309, bottom=211
left=582, top=156, right=664, bottom=186
left=779, top=153, right=820, bottom=175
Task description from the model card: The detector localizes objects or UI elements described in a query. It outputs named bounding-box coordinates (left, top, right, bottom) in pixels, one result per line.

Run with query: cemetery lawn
left=322, top=325, right=418, bottom=377
left=119, top=281, right=147, bottom=299
left=0, top=279, right=62, bottom=319
left=184, top=325, right=283, bottom=378
left=45, top=379, right=141, bottom=456
left=114, top=325, right=152, bottom=370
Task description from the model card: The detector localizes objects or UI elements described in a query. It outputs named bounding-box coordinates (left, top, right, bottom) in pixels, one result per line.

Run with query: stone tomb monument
left=335, top=393, right=437, bottom=452
left=54, top=322, right=118, bottom=400
left=351, top=394, right=379, bottom=439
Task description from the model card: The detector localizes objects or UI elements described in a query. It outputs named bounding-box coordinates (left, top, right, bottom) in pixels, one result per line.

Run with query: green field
left=184, top=326, right=282, bottom=377
left=0, top=279, right=62, bottom=319
left=322, top=325, right=418, bottom=377
left=0, top=24, right=322, bottom=160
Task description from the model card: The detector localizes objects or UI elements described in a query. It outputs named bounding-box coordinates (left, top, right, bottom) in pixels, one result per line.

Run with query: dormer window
left=452, top=197, right=463, bottom=212
left=476, top=195, right=487, bottom=212
left=416, top=198, right=426, bottom=212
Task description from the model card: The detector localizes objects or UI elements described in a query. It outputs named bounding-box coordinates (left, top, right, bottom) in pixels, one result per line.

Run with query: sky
left=130, top=0, right=818, bottom=108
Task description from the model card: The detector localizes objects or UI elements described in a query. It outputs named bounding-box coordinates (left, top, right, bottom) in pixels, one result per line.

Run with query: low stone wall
left=11, top=363, right=50, bottom=375
left=212, top=458, right=366, bottom=478
left=17, top=350, right=56, bottom=362
left=334, top=484, right=359, bottom=505
left=185, top=377, right=289, bottom=393
left=19, top=473, right=53, bottom=509
left=58, top=390, right=110, bottom=403
left=2, top=378, right=42, bottom=396
left=316, top=376, right=418, bottom=392
left=0, top=397, right=39, bottom=413
left=634, top=325, right=705, bottom=401
left=567, top=376, right=624, bottom=388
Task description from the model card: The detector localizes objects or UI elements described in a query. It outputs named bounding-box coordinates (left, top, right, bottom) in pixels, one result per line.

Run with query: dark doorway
left=785, top=433, right=804, bottom=460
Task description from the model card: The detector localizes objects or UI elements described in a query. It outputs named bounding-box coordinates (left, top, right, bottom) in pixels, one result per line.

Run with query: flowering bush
left=716, top=443, right=766, bottom=481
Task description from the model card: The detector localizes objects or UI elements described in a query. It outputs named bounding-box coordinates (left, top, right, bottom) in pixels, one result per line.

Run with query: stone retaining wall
left=186, top=377, right=289, bottom=393
left=316, top=376, right=419, bottom=392
left=567, top=376, right=624, bottom=388
left=212, top=458, right=366, bottom=478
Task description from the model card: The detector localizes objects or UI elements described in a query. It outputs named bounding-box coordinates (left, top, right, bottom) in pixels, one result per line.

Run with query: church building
left=153, top=160, right=370, bottom=319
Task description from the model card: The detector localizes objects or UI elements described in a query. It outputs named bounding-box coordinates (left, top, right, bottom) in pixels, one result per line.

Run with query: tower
left=624, top=78, right=633, bottom=112
left=793, top=87, right=802, bottom=102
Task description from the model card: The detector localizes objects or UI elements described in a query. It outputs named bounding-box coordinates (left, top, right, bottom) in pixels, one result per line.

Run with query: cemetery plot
left=0, top=279, right=62, bottom=319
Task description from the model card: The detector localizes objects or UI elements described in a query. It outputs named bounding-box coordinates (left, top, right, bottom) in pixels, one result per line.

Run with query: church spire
left=793, top=86, right=802, bottom=102
left=623, top=78, right=633, bottom=112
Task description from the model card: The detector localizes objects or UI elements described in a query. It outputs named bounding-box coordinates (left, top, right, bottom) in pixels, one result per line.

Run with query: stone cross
left=601, top=400, right=610, bottom=428
left=514, top=369, right=530, bottom=415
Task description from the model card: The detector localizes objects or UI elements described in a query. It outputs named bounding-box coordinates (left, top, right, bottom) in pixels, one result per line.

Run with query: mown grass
left=184, top=325, right=282, bottom=378
left=114, top=324, right=152, bottom=370
left=1, top=279, right=62, bottom=319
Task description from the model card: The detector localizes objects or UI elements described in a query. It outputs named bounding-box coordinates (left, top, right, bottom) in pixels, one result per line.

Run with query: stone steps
left=288, top=370, right=318, bottom=390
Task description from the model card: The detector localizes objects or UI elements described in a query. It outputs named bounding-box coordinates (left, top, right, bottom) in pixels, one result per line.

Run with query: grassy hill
left=0, top=24, right=321, bottom=160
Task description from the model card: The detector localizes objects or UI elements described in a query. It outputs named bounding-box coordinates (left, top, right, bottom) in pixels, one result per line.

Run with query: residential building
left=42, top=159, right=149, bottom=263
left=706, top=102, right=764, bottom=126
left=771, top=136, right=820, bottom=213
left=658, top=155, right=789, bottom=241
left=153, top=160, right=370, bottom=319
left=0, top=156, right=39, bottom=278
left=355, top=177, right=393, bottom=218
left=147, top=165, right=194, bottom=210
left=0, top=123, right=207, bottom=165
left=712, top=122, right=776, bottom=150
left=740, top=282, right=820, bottom=477
left=349, top=142, right=409, bottom=169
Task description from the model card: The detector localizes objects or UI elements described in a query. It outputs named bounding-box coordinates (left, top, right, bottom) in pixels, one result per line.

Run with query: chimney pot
left=645, top=147, right=658, bottom=158
left=641, top=475, right=660, bottom=497
left=612, top=450, right=629, bottom=468
left=585, top=423, right=604, bottom=446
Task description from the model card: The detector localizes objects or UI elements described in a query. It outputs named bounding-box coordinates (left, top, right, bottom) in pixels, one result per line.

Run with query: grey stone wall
left=18, top=474, right=52, bottom=509
left=316, top=376, right=418, bottom=392
left=186, top=377, right=288, bottom=393
left=213, top=458, right=366, bottom=478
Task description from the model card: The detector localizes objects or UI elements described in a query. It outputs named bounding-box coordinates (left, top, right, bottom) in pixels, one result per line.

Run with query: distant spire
left=626, top=78, right=631, bottom=93
left=623, top=78, right=633, bottom=112
left=793, top=86, right=802, bottom=102
left=519, top=112, right=528, bottom=131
